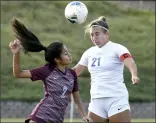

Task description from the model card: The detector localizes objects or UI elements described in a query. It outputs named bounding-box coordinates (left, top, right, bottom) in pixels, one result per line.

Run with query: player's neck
left=56, top=65, right=67, bottom=73
left=98, top=40, right=110, bottom=48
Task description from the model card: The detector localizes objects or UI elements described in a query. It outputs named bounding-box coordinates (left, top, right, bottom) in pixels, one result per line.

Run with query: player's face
left=90, top=26, right=109, bottom=48
left=59, top=45, right=72, bottom=65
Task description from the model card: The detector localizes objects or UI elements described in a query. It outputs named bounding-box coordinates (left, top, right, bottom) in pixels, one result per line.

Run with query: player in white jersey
left=73, top=16, right=140, bottom=122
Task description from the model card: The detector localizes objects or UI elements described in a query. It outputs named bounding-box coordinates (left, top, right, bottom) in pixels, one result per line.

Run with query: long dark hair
left=11, top=17, right=63, bottom=66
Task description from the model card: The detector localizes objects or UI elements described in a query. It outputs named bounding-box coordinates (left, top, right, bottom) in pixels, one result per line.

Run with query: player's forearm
left=13, top=52, right=21, bottom=77
left=124, top=58, right=138, bottom=77
left=127, top=61, right=138, bottom=77
left=129, top=62, right=138, bottom=76
left=75, top=100, right=87, bottom=117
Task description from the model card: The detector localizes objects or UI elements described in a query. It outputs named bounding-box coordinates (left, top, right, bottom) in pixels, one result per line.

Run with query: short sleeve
left=78, top=50, right=88, bottom=66
left=70, top=69, right=79, bottom=92
left=116, top=44, right=132, bottom=62
left=30, top=64, right=52, bottom=81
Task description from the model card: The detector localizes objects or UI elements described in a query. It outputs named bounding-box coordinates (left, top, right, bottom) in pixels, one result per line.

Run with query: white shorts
left=88, top=96, right=131, bottom=119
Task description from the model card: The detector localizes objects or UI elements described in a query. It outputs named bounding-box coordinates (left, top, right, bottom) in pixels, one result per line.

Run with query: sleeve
left=78, top=50, right=88, bottom=67
left=116, top=44, right=132, bottom=62
left=30, top=65, right=50, bottom=81
left=70, top=70, right=79, bottom=92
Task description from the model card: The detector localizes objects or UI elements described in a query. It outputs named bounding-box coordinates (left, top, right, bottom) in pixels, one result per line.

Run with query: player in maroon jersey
left=9, top=18, right=92, bottom=123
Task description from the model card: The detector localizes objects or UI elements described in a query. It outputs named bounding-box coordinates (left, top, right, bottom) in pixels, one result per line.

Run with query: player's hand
left=9, top=39, right=21, bottom=54
left=83, top=115, right=93, bottom=123
left=132, top=76, right=140, bottom=85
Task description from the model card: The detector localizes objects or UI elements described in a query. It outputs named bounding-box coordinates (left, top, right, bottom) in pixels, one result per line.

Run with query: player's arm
left=72, top=49, right=88, bottom=76
left=9, top=40, right=31, bottom=78
left=120, top=53, right=140, bottom=84
left=123, top=57, right=137, bottom=77
left=72, top=64, right=86, bottom=76
left=13, top=52, right=31, bottom=78
left=72, top=91, right=89, bottom=121
left=71, top=71, right=92, bottom=122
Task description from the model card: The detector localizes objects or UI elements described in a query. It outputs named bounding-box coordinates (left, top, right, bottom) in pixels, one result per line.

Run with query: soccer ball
left=65, top=1, right=88, bottom=24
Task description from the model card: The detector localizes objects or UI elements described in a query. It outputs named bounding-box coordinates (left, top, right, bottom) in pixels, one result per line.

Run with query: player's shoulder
left=41, top=63, right=55, bottom=72
left=85, top=46, right=97, bottom=53
left=110, top=41, right=127, bottom=49
left=68, top=68, right=77, bottom=77
left=68, top=68, right=75, bottom=73
left=109, top=41, right=122, bottom=47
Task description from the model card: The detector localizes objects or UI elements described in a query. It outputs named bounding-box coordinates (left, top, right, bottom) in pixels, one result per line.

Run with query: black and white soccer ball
left=65, top=1, right=88, bottom=24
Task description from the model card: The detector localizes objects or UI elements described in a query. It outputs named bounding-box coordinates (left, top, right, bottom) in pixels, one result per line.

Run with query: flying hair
left=11, top=17, right=65, bottom=66
left=11, top=17, right=47, bottom=54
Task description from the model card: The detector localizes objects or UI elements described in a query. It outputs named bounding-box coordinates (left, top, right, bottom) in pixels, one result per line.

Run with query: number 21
left=91, top=57, right=101, bottom=67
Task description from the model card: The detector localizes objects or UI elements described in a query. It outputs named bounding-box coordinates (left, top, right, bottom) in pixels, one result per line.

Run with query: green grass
left=1, top=1, right=155, bottom=102
left=1, top=118, right=155, bottom=122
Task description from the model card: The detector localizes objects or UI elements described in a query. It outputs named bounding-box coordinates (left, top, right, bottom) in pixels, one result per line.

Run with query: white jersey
left=78, top=41, right=131, bottom=99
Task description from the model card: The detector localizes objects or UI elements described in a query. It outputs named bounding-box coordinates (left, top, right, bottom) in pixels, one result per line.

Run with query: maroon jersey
left=25, top=64, right=79, bottom=123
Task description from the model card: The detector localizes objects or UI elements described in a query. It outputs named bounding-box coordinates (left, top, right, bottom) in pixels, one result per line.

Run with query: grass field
left=1, top=118, right=155, bottom=122
left=1, top=1, right=155, bottom=102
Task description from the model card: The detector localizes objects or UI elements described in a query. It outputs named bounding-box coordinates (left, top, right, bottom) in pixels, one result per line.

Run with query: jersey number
left=91, top=57, right=101, bottom=67
left=61, top=86, right=68, bottom=98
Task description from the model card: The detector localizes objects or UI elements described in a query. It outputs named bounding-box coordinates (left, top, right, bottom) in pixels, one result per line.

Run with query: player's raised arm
left=10, top=18, right=47, bottom=79
left=9, top=40, right=31, bottom=78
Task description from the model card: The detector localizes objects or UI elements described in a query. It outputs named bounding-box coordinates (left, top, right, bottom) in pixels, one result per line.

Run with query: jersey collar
left=98, top=41, right=111, bottom=49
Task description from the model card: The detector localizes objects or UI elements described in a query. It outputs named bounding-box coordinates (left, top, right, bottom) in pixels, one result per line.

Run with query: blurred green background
left=1, top=1, right=155, bottom=102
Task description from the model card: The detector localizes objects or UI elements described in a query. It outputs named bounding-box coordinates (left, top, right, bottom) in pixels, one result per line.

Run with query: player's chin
left=95, top=44, right=102, bottom=48
left=66, top=59, right=72, bottom=65
left=94, top=42, right=101, bottom=47
left=69, top=59, right=72, bottom=64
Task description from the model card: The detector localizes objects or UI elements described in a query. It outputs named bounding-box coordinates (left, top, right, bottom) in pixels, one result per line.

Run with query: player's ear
left=54, top=58, right=61, bottom=64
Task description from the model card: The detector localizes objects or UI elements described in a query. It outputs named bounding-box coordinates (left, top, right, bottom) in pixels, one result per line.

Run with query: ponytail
left=11, top=17, right=64, bottom=66
left=11, top=17, right=46, bottom=54
left=98, top=16, right=106, bottom=22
